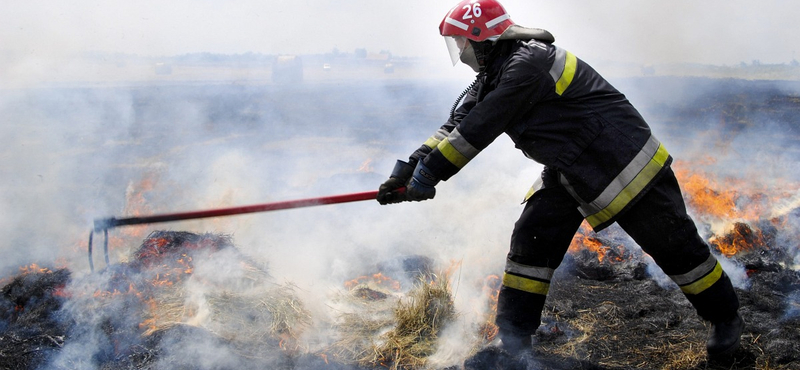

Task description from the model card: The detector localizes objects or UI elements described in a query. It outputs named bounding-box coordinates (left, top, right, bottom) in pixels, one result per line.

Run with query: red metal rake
left=88, top=189, right=396, bottom=272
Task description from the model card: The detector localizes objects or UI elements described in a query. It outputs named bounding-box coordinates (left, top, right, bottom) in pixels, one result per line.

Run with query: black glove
left=377, top=160, right=414, bottom=205
left=405, top=161, right=438, bottom=202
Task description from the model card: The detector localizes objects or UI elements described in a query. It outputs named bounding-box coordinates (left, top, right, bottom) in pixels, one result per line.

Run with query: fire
left=674, top=164, right=739, bottom=220
left=19, top=263, right=52, bottom=275
left=480, top=274, right=501, bottom=342
left=52, top=286, right=70, bottom=298
left=571, top=233, right=608, bottom=262
left=123, top=173, right=158, bottom=218
left=132, top=235, right=203, bottom=286
left=673, top=160, right=800, bottom=224
left=358, top=158, right=374, bottom=172
left=139, top=297, right=159, bottom=332
left=671, top=160, right=800, bottom=256
left=344, top=272, right=401, bottom=292
left=710, top=222, right=769, bottom=257
left=566, top=222, right=630, bottom=263
left=111, top=173, right=162, bottom=251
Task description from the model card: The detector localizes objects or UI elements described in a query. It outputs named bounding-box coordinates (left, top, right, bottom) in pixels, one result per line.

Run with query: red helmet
left=440, top=0, right=555, bottom=67
left=439, top=0, right=515, bottom=42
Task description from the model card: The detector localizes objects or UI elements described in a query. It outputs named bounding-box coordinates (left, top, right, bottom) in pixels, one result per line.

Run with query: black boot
left=498, top=332, right=532, bottom=355
left=707, top=312, right=744, bottom=357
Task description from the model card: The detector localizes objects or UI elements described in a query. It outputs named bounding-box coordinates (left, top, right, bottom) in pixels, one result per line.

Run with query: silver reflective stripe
left=669, top=254, right=718, bottom=286
left=434, top=128, right=449, bottom=141
left=447, top=127, right=480, bottom=159
left=578, top=135, right=662, bottom=216
left=548, top=47, right=567, bottom=84
left=445, top=17, right=469, bottom=31
left=485, top=13, right=510, bottom=29
left=505, top=259, right=555, bottom=281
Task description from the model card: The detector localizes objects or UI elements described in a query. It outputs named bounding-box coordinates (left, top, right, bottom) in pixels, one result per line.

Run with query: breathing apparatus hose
left=449, top=73, right=485, bottom=120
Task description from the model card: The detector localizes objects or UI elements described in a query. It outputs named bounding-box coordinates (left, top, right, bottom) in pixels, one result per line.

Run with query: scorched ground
left=1, top=77, right=799, bottom=370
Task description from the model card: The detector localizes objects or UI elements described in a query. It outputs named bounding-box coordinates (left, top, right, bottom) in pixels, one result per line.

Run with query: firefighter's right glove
left=405, top=161, right=438, bottom=202
left=377, top=160, right=414, bottom=205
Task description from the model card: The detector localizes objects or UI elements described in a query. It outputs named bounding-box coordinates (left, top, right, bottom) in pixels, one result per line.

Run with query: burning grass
left=0, top=231, right=317, bottom=370
left=3, top=203, right=800, bottom=370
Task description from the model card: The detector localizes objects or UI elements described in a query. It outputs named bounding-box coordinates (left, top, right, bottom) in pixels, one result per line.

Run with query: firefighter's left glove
left=405, top=161, right=438, bottom=202
left=377, top=160, right=415, bottom=205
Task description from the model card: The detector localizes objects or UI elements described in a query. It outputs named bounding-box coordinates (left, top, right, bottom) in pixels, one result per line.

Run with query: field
left=1, top=76, right=799, bottom=369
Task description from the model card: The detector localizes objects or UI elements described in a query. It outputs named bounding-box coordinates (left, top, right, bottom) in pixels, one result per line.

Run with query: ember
left=565, top=223, right=646, bottom=282
left=0, top=231, right=310, bottom=369
left=0, top=267, right=70, bottom=370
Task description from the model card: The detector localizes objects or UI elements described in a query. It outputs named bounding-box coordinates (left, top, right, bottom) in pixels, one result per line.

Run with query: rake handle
left=94, top=189, right=385, bottom=231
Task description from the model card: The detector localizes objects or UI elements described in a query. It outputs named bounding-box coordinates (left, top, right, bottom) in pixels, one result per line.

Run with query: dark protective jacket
left=410, top=39, right=672, bottom=231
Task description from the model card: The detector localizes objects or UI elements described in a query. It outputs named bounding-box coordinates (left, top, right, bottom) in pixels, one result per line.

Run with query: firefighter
left=377, top=0, right=744, bottom=359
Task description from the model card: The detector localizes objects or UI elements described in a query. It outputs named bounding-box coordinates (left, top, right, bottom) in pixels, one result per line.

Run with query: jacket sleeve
left=422, top=54, right=552, bottom=181
left=407, top=81, right=482, bottom=166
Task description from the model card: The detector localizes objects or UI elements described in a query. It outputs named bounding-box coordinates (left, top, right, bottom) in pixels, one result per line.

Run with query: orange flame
left=673, top=160, right=799, bottom=224
left=139, top=297, right=159, bottom=332
left=480, top=274, right=501, bottom=342
left=674, top=165, right=739, bottom=220
left=113, top=173, right=162, bottom=250
left=671, top=160, right=800, bottom=256
left=344, top=272, right=401, bottom=292
left=710, top=222, right=769, bottom=257
left=358, top=158, right=374, bottom=173
left=19, top=263, right=52, bottom=275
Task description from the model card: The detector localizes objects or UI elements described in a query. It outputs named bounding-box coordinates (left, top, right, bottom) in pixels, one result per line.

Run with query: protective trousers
left=495, top=167, right=740, bottom=343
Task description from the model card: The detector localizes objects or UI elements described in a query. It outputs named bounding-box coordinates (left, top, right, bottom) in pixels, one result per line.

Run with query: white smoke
left=2, top=1, right=800, bottom=368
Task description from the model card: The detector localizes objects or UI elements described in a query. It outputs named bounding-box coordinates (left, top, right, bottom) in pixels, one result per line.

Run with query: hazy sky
left=2, top=0, right=799, bottom=68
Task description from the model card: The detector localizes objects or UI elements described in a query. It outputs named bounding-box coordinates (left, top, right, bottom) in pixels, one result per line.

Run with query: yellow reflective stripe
left=523, top=186, right=536, bottom=203
left=555, top=51, right=576, bottom=95
left=502, top=273, right=550, bottom=295
left=586, top=143, right=669, bottom=228
left=680, top=262, right=723, bottom=295
left=437, top=137, right=470, bottom=168
left=670, top=254, right=718, bottom=285
left=424, top=137, right=441, bottom=149
left=522, top=175, right=545, bottom=203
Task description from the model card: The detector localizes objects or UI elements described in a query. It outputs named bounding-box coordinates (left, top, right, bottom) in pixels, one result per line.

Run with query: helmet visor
left=444, top=36, right=469, bottom=66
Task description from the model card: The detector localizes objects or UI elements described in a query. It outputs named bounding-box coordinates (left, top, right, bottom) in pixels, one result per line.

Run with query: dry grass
left=630, top=333, right=706, bottom=370
left=537, top=299, right=710, bottom=369
left=329, top=273, right=456, bottom=370
left=204, top=284, right=311, bottom=353
left=140, top=261, right=311, bottom=358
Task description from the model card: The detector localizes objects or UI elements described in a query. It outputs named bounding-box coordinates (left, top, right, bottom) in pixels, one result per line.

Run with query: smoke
left=2, top=1, right=800, bottom=366
left=0, top=73, right=533, bottom=369
left=717, top=255, right=751, bottom=290
left=3, top=72, right=800, bottom=368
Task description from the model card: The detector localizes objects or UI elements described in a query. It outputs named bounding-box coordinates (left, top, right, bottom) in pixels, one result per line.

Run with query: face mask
left=459, top=42, right=481, bottom=73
